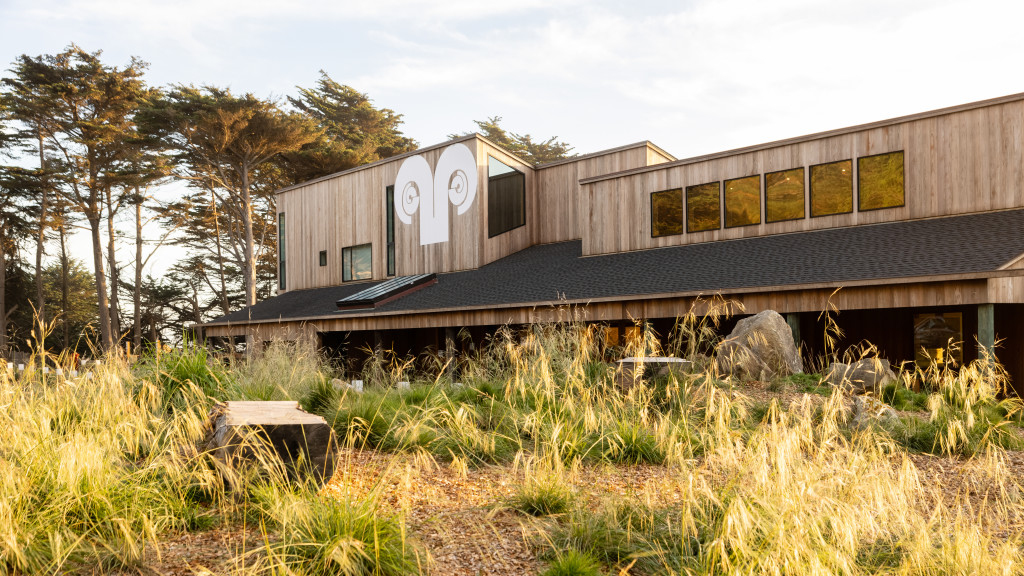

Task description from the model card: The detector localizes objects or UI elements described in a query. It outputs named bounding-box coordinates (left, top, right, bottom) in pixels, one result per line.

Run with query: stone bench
left=204, top=401, right=338, bottom=486
left=615, top=356, right=693, bottom=390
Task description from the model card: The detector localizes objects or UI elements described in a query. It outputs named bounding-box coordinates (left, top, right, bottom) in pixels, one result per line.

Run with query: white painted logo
left=394, top=143, right=477, bottom=246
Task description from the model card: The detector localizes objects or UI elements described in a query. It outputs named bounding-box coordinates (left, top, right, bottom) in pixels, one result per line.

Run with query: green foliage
left=133, top=343, right=235, bottom=406
left=879, top=382, right=929, bottom=411
left=506, top=472, right=574, bottom=517
left=248, top=484, right=421, bottom=576
left=882, top=356, right=1024, bottom=456
left=542, top=550, right=603, bottom=576
left=285, top=71, right=417, bottom=180
left=450, top=116, right=574, bottom=164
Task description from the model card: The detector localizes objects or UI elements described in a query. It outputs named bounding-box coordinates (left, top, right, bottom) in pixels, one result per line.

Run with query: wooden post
left=786, top=313, right=801, bottom=349
left=978, top=303, right=995, bottom=358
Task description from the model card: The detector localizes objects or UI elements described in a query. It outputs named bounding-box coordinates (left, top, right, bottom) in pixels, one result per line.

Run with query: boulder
left=851, top=395, right=901, bottom=429
left=826, top=359, right=897, bottom=395
left=204, top=401, right=338, bottom=486
left=715, top=311, right=802, bottom=380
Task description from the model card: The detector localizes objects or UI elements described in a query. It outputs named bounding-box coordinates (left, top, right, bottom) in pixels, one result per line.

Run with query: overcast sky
left=2, top=0, right=1023, bottom=271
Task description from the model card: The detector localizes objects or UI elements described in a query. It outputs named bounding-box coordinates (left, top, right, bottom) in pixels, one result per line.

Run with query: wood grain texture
left=204, top=277, right=1003, bottom=338
left=582, top=100, right=1024, bottom=257
left=277, top=139, right=675, bottom=291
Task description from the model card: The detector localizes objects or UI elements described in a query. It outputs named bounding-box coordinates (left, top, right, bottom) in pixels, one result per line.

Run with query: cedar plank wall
left=478, top=140, right=536, bottom=267
left=277, top=138, right=676, bottom=291
left=581, top=98, right=1024, bottom=257
left=531, top=143, right=674, bottom=245
left=277, top=136, right=507, bottom=292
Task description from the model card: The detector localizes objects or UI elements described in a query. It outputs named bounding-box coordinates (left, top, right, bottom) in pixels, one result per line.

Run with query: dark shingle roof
left=207, top=209, right=1024, bottom=325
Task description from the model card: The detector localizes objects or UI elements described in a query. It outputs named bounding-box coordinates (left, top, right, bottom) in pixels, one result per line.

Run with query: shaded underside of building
left=202, top=209, right=1024, bottom=393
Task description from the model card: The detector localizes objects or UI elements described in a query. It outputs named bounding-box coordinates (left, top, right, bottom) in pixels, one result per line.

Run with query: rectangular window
left=914, top=312, right=963, bottom=369
left=724, top=175, right=760, bottom=228
left=319, top=250, right=327, bottom=267
left=651, top=188, right=683, bottom=237
left=765, top=167, right=805, bottom=223
left=342, top=244, right=372, bottom=281
left=858, top=151, right=905, bottom=211
left=810, top=160, right=853, bottom=217
left=386, top=185, right=396, bottom=276
left=686, top=181, right=720, bottom=233
left=278, top=212, right=285, bottom=290
left=488, top=156, right=526, bottom=237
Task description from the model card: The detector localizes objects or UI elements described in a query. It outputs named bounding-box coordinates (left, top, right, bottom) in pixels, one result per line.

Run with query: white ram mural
left=393, top=143, right=477, bottom=246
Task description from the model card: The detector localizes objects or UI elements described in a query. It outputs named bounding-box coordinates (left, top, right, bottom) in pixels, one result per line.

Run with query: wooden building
left=200, top=93, right=1024, bottom=391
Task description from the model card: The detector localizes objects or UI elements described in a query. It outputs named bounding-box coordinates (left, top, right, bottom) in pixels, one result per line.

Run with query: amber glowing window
left=765, top=168, right=804, bottom=223
left=858, top=151, right=904, bottom=211
left=724, top=175, right=760, bottom=228
left=810, top=160, right=853, bottom=217
left=686, top=182, right=720, bottom=233
left=651, top=189, right=683, bottom=237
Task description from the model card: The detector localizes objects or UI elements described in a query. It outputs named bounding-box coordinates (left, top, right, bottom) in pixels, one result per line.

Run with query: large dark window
left=386, top=184, right=396, bottom=276
left=810, top=160, right=853, bottom=217
left=858, top=151, right=904, bottom=211
left=686, top=182, right=720, bottom=233
left=914, top=312, right=963, bottom=369
left=724, top=175, right=760, bottom=228
left=488, top=156, right=526, bottom=237
left=651, top=189, right=683, bottom=237
left=342, top=244, right=372, bottom=281
left=278, top=212, right=285, bottom=290
left=765, top=168, right=804, bottom=223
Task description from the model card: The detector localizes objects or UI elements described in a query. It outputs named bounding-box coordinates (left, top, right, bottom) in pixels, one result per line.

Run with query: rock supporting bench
left=204, top=401, right=338, bottom=486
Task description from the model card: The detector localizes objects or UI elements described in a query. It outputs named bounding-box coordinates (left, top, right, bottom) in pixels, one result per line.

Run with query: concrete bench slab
left=205, top=400, right=338, bottom=486
left=615, top=357, right=693, bottom=391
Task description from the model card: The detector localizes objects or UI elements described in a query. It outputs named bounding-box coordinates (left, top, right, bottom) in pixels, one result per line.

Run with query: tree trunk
left=105, top=188, right=121, bottom=345
left=88, top=212, right=113, bottom=352
left=134, top=197, right=143, bottom=350
left=60, top=224, right=69, bottom=351
left=240, top=167, right=257, bottom=308
left=35, top=128, right=47, bottom=328
left=210, top=188, right=231, bottom=315
left=0, top=225, right=7, bottom=356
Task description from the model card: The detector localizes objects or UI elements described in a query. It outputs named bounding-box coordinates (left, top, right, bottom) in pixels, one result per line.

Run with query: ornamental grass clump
left=246, top=482, right=422, bottom=576
left=0, top=354, right=226, bottom=573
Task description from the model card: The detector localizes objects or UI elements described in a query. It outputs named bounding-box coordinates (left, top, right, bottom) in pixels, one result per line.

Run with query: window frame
left=319, top=250, right=327, bottom=267
left=487, top=155, right=527, bottom=238
left=857, top=150, right=906, bottom=212
left=385, top=184, right=396, bottom=276
left=650, top=188, right=684, bottom=238
left=685, top=181, right=722, bottom=233
left=341, top=243, right=372, bottom=282
left=764, top=167, right=806, bottom=224
left=723, top=175, right=761, bottom=229
left=277, top=212, right=285, bottom=291
left=809, top=159, right=854, bottom=218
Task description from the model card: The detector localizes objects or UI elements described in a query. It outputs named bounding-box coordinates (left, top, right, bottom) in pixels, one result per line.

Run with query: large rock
left=715, top=311, right=803, bottom=380
left=204, top=401, right=338, bottom=486
left=826, top=359, right=897, bottom=395
left=851, top=395, right=901, bottom=430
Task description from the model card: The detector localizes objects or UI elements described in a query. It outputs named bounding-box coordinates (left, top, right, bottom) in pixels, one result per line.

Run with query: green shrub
left=542, top=550, right=603, bottom=576
left=249, top=484, right=421, bottom=576
left=506, top=474, right=574, bottom=517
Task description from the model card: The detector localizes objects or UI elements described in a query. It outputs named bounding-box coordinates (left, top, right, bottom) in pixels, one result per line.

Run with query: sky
left=2, top=0, right=1024, bottom=273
